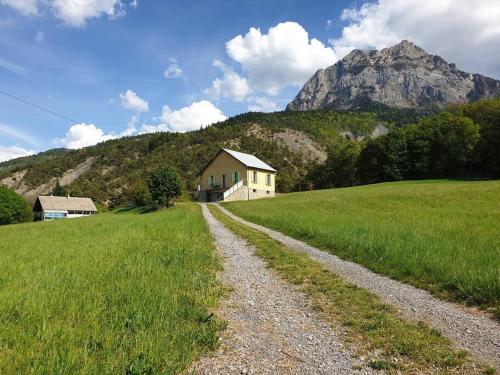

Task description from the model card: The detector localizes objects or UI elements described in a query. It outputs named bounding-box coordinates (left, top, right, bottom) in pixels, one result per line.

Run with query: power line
left=0, top=89, right=82, bottom=124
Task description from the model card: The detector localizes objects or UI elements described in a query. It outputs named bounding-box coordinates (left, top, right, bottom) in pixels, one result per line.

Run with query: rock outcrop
left=287, top=40, right=500, bottom=111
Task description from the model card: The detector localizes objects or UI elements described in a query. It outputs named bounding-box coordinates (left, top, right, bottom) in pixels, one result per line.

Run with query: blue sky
left=1, top=0, right=499, bottom=161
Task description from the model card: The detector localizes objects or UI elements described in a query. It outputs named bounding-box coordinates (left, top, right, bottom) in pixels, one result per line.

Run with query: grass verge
left=222, top=180, right=500, bottom=317
left=0, top=203, right=223, bottom=374
left=208, top=204, right=494, bottom=374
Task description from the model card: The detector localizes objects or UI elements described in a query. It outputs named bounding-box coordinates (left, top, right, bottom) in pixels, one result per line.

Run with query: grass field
left=223, top=180, right=500, bottom=316
left=0, top=204, right=222, bottom=374
left=208, top=205, right=479, bottom=373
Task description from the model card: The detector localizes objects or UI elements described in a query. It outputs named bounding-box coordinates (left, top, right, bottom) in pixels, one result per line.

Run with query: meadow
left=209, top=205, right=475, bottom=373
left=223, top=180, right=500, bottom=316
left=0, top=204, right=222, bottom=374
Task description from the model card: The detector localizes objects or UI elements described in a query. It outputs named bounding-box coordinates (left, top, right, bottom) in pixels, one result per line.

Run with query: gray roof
left=37, top=196, right=97, bottom=212
left=223, top=149, right=276, bottom=172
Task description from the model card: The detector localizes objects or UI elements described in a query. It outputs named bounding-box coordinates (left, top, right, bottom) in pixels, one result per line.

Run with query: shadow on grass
left=113, top=204, right=159, bottom=215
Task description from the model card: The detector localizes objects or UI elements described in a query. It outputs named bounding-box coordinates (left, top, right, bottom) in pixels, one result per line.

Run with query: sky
left=0, top=0, right=499, bottom=162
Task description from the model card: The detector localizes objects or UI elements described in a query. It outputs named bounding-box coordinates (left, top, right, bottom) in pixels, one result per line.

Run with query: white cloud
left=0, top=145, right=35, bottom=162
left=248, top=96, right=278, bottom=112
left=54, top=123, right=116, bottom=149
left=160, top=100, right=227, bottom=132
left=142, top=100, right=226, bottom=133
left=0, top=0, right=38, bottom=16
left=54, top=118, right=140, bottom=149
left=1, top=0, right=134, bottom=27
left=53, top=98, right=224, bottom=148
left=140, top=123, right=168, bottom=134
left=203, top=60, right=253, bottom=102
left=51, top=0, right=126, bottom=27
left=325, top=19, right=333, bottom=30
left=0, top=57, right=28, bottom=76
left=35, top=30, right=44, bottom=43
left=121, top=114, right=139, bottom=136
left=164, top=60, right=183, bottom=79
left=330, top=0, right=500, bottom=78
left=226, top=21, right=338, bottom=95
left=119, top=89, right=149, bottom=112
left=0, top=123, right=38, bottom=145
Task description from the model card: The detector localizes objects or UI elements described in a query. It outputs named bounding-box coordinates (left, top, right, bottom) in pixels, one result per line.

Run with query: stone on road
left=190, top=204, right=372, bottom=374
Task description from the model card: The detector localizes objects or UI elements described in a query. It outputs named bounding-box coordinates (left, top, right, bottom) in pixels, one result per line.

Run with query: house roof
left=222, top=149, right=277, bottom=172
left=35, top=196, right=97, bottom=212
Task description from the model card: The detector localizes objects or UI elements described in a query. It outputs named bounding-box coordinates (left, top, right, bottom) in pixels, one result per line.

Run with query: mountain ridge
left=287, top=40, right=500, bottom=111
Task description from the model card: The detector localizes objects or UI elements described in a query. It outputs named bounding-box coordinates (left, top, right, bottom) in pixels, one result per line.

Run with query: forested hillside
left=0, top=110, right=394, bottom=207
left=2, top=100, right=497, bottom=207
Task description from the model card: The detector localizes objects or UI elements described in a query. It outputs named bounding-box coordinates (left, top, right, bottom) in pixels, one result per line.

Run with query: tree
left=418, top=112, right=479, bottom=177
left=460, top=99, right=500, bottom=178
left=0, top=185, right=32, bottom=225
left=148, top=165, right=182, bottom=207
left=358, top=111, right=481, bottom=183
left=51, top=181, right=67, bottom=196
left=358, top=129, right=408, bottom=184
left=318, top=140, right=360, bottom=188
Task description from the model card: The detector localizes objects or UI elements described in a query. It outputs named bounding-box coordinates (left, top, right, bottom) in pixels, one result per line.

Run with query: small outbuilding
left=33, top=195, right=97, bottom=221
left=198, top=148, right=277, bottom=202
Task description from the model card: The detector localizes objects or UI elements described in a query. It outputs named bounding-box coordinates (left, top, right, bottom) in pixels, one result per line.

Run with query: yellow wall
left=201, top=151, right=247, bottom=190
left=246, top=169, right=275, bottom=192
left=201, top=151, right=276, bottom=192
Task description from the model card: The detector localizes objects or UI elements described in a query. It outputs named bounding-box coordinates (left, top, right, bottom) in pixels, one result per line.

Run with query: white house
left=33, top=195, right=97, bottom=221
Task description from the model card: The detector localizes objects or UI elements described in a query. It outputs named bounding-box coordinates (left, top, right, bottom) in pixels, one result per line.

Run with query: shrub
left=51, top=181, right=67, bottom=197
left=0, top=185, right=32, bottom=225
left=148, top=165, right=182, bottom=207
left=133, top=182, right=151, bottom=207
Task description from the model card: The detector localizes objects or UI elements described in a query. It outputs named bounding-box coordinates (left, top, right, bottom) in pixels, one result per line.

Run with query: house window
left=267, top=190, right=270, bottom=194
left=266, top=174, right=272, bottom=186
left=209, top=175, right=215, bottom=187
left=222, top=174, right=226, bottom=188
left=252, top=171, right=257, bottom=183
left=232, top=171, right=240, bottom=183
left=253, top=189, right=257, bottom=193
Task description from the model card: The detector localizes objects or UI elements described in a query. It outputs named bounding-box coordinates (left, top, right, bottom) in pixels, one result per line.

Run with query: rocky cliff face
left=287, top=40, right=500, bottom=111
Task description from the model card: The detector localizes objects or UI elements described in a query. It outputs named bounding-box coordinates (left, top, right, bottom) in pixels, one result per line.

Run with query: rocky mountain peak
left=287, top=41, right=500, bottom=111
left=386, top=40, right=425, bottom=55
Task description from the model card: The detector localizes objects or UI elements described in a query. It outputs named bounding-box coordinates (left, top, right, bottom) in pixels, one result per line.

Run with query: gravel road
left=190, top=204, right=373, bottom=374
left=217, top=204, right=500, bottom=369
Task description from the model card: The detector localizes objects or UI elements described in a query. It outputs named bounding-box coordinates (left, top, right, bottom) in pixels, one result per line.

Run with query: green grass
left=0, top=204, right=223, bottom=374
left=208, top=204, right=482, bottom=373
left=223, top=180, right=500, bottom=316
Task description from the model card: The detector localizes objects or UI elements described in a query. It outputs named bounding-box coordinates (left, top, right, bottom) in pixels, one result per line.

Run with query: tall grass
left=0, top=204, right=222, bottom=374
left=224, top=180, right=500, bottom=315
left=209, top=205, right=476, bottom=373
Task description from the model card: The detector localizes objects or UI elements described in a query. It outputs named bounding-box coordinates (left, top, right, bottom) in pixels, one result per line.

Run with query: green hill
left=0, top=110, right=395, bottom=207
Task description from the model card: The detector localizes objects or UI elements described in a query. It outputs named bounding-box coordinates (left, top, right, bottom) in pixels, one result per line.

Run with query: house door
left=222, top=174, right=226, bottom=188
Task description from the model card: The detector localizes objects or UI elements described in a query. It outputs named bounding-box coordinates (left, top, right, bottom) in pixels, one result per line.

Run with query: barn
left=33, top=195, right=97, bottom=221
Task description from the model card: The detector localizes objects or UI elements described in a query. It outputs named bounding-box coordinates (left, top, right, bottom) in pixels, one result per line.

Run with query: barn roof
left=222, top=149, right=276, bottom=172
left=35, top=196, right=97, bottom=212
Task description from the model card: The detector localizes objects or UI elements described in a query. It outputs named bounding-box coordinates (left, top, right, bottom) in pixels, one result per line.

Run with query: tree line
left=309, top=99, right=500, bottom=189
